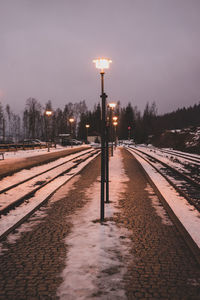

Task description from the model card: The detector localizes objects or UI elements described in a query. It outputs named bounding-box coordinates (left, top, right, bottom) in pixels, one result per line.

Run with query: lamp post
left=128, top=126, right=131, bottom=140
left=93, top=57, right=112, bottom=221
left=45, top=110, right=52, bottom=152
left=85, top=124, right=90, bottom=143
left=113, top=121, right=118, bottom=147
left=108, top=103, right=116, bottom=156
left=69, top=117, right=75, bottom=147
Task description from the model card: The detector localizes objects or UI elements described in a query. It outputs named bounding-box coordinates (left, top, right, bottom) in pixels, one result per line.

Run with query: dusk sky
left=0, top=0, right=200, bottom=115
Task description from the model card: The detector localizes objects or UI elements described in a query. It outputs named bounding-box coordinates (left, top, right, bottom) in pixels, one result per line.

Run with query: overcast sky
left=0, top=0, right=200, bottom=115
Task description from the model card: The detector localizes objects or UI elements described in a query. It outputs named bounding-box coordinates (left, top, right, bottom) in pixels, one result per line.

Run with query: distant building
left=58, top=134, right=71, bottom=145
left=87, top=131, right=100, bottom=143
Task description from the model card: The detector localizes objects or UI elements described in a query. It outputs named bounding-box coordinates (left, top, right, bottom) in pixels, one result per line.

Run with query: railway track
left=139, top=146, right=200, bottom=184
left=127, top=146, right=200, bottom=212
left=0, top=148, right=100, bottom=241
left=151, top=147, right=200, bottom=165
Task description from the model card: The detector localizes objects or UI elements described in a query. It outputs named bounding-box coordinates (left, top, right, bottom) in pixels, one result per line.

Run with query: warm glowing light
left=45, top=110, right=52, bottom=116
left=108, top=102, right=116, bottom=109
left=69, top=118, right=74, bottom=123
left=113, top=121, right=118, bottom=126
left=93, top=58, right=112, bottom=72
left=85, top=124, right=90, bottom=128
left=113, top=116, right=118, bottom=121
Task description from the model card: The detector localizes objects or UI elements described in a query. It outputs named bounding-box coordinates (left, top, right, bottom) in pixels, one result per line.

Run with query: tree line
left=0, top=98, right=199, bottom=144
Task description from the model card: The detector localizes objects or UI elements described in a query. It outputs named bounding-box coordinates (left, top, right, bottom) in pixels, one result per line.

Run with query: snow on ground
left=0, top=152, right=99, bottom=243
left=57, top=148, right=132, bottom=300
left=133, top=146, right=200, bottom=174
left=128, top=149, right=200, bottom=249
left=0, top=148, right=91, bottom=194
left=1, top=144, right=89, bottom=161
left=144, top=184, right=173, bottom=226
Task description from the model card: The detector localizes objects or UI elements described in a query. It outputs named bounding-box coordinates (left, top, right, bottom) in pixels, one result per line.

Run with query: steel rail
left=156, top=148, right=200, bottom=165
left=0, top=150, right=100, bottom=241
left=0, top=149, right=99, bottom=215
left=0, top=148, right=94, bottom=195
left=129, top=146, right=200, bottom=187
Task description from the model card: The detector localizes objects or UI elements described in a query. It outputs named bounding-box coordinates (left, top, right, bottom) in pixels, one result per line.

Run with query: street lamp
left=128, top=126, right=131, bottom=140
left=69, top=117, right=75, bottom=147
left=45, top=110, right=52, bottom=152
left=85, top=124, right=90, bottom=143
left=113, top=121, right=118, bottom=147
left=93, top=57, right=112, bottom=221
left=108, top=104, right=116, bottom=156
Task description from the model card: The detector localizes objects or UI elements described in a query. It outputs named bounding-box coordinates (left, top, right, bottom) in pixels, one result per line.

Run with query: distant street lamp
left=45, top=110, right=52, bottom=152
left=93, top=57, right=112, bottom=221
left=108, top=103, right=116, bottom=157
left=113, top=121, right=118, bottom=147
left=85, top=124, right=90, bottom=143
left=128, top=126, right=131, bottom=140
left=69, top=117, right=75, bottom=147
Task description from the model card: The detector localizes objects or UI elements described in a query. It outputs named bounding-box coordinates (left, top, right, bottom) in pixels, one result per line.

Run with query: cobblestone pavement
left=0, top=148, right=200, bottom=299
left=118, top=148, right=200, bottom=299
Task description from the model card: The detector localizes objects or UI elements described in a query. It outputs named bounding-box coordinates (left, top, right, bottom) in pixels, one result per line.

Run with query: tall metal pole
left=47, top=117, right=50, bottom=152
left=110, top=109, right=114, bottom=156
left=105, top=121, right=109, bottom=203
left=100, top=72, right=107, bottom=220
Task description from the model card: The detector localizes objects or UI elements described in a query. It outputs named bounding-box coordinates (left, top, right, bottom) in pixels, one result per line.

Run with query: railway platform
left=0, top=147, right=200, bottom=299
left=0, top=145, right=90, bottom=179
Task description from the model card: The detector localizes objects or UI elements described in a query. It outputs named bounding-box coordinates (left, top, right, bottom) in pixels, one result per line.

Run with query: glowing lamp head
left=45, top=110, right=52, bottom=116
left=93, top=58, right=112, bottom=73
left=69, top=118, right=74, bottom=123
left=85, top=124, right=90, bottom=128
left=108, top=102, right=116, bottom=109
left=113, top=116, right=118, bottom=122
left=113, top=121, right=118, bottom=126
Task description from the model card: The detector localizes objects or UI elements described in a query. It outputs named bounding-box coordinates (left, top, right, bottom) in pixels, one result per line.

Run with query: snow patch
left=145, top=184, right=173, bottom=226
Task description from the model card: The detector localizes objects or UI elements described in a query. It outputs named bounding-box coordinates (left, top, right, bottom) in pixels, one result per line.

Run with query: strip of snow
left=57, top=148, right=132, bottom=299
left=144, top=184, right=173, bottom=226
left=128, top=149, right=200, bottom=249
left=0, top=150, right=93, bottom=210
left=1, top=144, right=89, bottom=160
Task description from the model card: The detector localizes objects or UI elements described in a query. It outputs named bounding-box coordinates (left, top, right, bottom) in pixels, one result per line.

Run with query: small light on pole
left=128, top=126, right=131, bottom=140
left=45, top=110, right=52, bottom=152
left=93, top=57, right=112, bottom=221
left=69, top=117, right=75, bottom=124
left=69, top=117, right=75, bottom=147
left=85, top=124, right=90, bottom=143
left=108, top=103, right=116, bottom=156
left=108, top=102, right=116, bottom=109
left=45, top=110, right=52, bottom=117
left=93, top=58, right=112, bottom=74
left=113, top=121, right=118, bottom=148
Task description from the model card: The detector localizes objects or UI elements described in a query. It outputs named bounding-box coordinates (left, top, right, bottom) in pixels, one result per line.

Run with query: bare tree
left=24, top=98, right=42, bottom=139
